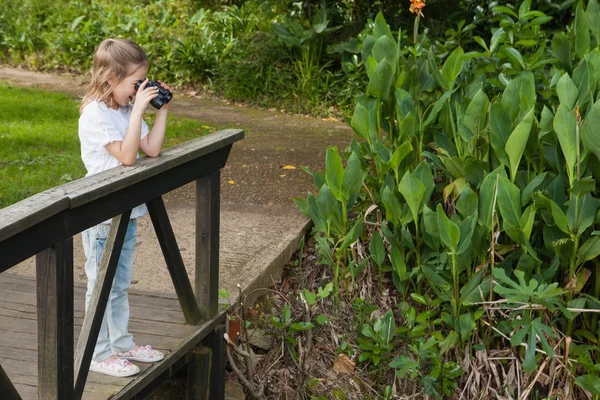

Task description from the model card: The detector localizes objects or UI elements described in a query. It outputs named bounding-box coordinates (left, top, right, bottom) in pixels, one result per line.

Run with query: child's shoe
left=90, top=357, right=140, bottom=377
left=115, top=345, right=164, bottom=363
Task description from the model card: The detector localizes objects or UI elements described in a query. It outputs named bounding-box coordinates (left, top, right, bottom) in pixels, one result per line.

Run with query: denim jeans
left=82, top=219, right=137, bottom=361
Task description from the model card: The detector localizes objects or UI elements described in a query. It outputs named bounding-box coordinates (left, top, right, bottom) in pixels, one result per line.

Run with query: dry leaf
left=227, top=180, right=235, bottom=185
left=333, top=353, right=355, bottom=375
left=283, top=165, right=297, bottom=170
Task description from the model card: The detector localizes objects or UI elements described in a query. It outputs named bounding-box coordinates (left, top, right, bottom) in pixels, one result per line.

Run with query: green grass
left=0, top=83, right=215, bottom=209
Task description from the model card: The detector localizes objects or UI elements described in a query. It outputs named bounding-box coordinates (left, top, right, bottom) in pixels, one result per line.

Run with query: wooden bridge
left=0, top=129, right=244, bottom=399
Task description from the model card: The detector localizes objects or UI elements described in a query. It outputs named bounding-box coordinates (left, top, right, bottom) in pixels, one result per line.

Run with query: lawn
left=0, top=83, right=216, bottom=208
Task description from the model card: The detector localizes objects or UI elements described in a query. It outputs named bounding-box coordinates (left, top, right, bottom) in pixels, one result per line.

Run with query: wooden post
left=0, top=363, right=21, bottom=400
left=195, top=171, right=220, bottom=320
left=36, top=238, right=74, bottom=400
left=202, top=325, right=226, bottom=400
left=147, top=196, right=203, bottom=325
left=186, top=346, right=211, bottom=400
left=73, top=212, right=131, bottom=399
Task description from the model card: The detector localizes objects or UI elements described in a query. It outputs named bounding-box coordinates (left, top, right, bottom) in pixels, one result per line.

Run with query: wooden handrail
left=0, top=129, right=244, bottom=400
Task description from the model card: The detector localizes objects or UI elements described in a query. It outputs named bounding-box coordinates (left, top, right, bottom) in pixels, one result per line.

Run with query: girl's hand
left=156, top=80, right=172, bottom=112
left=132, top=79, right=159, bottom=115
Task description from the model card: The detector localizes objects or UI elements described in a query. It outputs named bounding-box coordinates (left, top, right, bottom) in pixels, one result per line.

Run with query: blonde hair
left=80, top=38, right=148, bottom=112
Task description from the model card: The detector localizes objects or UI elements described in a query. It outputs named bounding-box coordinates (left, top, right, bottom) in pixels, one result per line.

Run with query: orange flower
left=410, top=0, right=426, bottom=18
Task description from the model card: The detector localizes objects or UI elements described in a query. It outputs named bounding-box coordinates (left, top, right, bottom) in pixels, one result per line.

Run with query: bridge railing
left=0, top=129, right=244, bottom=400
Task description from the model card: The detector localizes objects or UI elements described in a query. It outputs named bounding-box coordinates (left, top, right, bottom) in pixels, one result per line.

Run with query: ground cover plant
left=219, top=0, right=600, bottom=398
left=0, top=83, right=216, bottom=209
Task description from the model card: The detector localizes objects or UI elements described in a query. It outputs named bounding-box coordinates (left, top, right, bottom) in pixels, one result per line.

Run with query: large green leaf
left=442, top=47, right=465, bottom=90
left=341, top=152, right=365, bottom=201
left=390, top=243, right=406, bottom=280
left=582, top=100, right=600, bottom=160
left=552, top=32, right=573, bottom=73
left=556, top=73, right=578, bottom=110
left=367, top=59, right=394, bottom=101
left=464, top=89, right=489, bottom=137
left=567, top=194, right=600, bottom=234
left=382, top=186, right=402, bottom=225
left=553, top=104, right=577, bottom=185
left=361, top=35, right=378, bottom=67
left=372, top=35, right=397, bottom=74
left=497, top=176, right=522, bottom=230
left=373, top=12, right=394, bottom=41
left=423, top=88, right=457, bottom=127
left=388, top=141, right=413, bottom=182
left=576, top=2, right=591, bottom=59
left=316, top=183, right=338, bottom=221
left=370, top=230, right=385, bottom=268
left=538, top=106, right=554, bottom=144
left=436, top=204, right=460, bottom=252
left=576, top=374, right=600, bottom=395
left=351, top=96, right=378, bottom=140
left=505, top=108, right=535, bottom=183
left=325, top=147, right=344, bottom=200
left=577, top=236, right=600, bottom=265
left=399, top=171, right=426, bottom=223
left=489, top=103, right=512, bottom=166
left=587, top=0, right=600, bottom=45
left=533, top=192, right=571, bottom=235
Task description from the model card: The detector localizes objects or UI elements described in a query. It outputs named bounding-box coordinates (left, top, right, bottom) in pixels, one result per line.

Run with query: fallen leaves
left=333, top=354, right=355, bottom=375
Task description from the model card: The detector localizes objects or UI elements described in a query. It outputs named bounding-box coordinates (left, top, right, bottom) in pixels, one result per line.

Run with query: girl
left=79, top=38, right=170, bottom=377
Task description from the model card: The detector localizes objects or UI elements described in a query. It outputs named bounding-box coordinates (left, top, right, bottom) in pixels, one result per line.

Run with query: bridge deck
left=0, top=273, right=225, bottom=400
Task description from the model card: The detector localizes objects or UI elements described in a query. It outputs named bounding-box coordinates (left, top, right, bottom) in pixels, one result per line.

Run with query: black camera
left=134, top=79, right=173, bottom=109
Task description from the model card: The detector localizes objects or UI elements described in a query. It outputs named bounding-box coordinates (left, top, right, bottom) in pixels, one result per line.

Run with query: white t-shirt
left=79, top=100, right=150, bottom=221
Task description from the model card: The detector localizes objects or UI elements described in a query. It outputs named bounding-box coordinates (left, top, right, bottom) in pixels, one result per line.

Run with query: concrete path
left=0, top=67, right=352, bottom=302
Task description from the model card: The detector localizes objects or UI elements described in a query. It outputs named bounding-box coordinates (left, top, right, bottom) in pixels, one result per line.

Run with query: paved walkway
left=0, top=67, right=352, bottom=303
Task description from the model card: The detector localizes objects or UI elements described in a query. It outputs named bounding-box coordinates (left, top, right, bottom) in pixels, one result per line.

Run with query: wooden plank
left=195, top=171, right=220, bottom=320
left=36, top=238, right=74, bottom=400
left=0, top=362, right=21, bottom=400
left=74, top=212, right=131, bottom=400
left=186, top=346, right=211, bottom=400
left=111, top=308, right=226, bottom=400
left=202, top=325, right=226, bottom=400
left=147, top=196, right=202, bottom=325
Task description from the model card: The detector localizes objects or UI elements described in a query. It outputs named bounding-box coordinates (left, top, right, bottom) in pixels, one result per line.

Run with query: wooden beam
left=147, top=196, right=202, bottom=325
left=202, top=325, right=226, bottom=400
left=73, top=212, right=131, bottom=399
left=195, top=172, right=220, bottom=320
left=36, top=238, right=74, bottom=400
left=0, top=363, right=21, bottom=400
left=186, top=346, right=211, bottom=400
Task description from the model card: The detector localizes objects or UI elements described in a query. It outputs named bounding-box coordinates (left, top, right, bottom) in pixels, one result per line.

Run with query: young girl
left=79, top=38, right=170, bottom=377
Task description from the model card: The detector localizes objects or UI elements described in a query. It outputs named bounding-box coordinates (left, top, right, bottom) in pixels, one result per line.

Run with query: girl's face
left=108, top=64, right=148, bottom=109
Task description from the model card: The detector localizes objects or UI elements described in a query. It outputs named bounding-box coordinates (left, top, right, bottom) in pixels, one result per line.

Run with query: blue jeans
left=82, top=219, right=137, bottom=361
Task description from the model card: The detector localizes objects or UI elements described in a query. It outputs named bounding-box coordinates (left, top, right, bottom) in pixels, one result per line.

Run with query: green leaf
left=379, top=309, right=396, bottom=344
left=424, top=88, right=457, bottom=127
left=325, top=147, right=344, bottom=200
left=503, top=46, right=525, bottom=70
left=442, top=47, right=465, bottom=90
left=521, top=173, right=546, bottom=207
left=553, top=104, right=577, bottom=185
left=370, top=231, right=386, bottom=267
left=318, top=282, right=334, bottom=299
left=464, top=89, right=489, bottom=137
left=497, top=176, right=522, bottom=229
left=582, top=100, right=600, bottom=161
left=316, top=314, right=329, bottom=325
left=490, top=28, right=505, bottom=53
left=533, top=192, right=571, bottom=235
left=489, top=104, right=512, bottom=167
left=552, top=32, right=572, bottom=73
left=340, top=220, right=363, bottom=251
left=290, top=322, right=314, bottom=331
left=388, top=141, right=413, bottom=182
left=399, top=171, right=426, bottom=223
left=390, top=243, right=406, bottom=280
left=382, top=187, right=402, bottom=225
left=578, top=236, right=600, bottom=265
left=505, top=108, right=535, bottom=183
left=341, top=152, right=364, bottom=200
left=303, top=290, right=317, bottom=305
left=372, top=35, right=397, bottom=74
left=478, top=166, right=507, bottom=229
left=576, top=374, right=600, bottom=395
left=456, top=186, right=479, bottom=218
left=576, top=2, right=591, bottom=59
left=556, top=73, right=578, bottom=110
left=436, top=204, right=460, bottom=252
left=567, top=194, right=600, bottom=234
left=373, top=12, right=394, bottom=41
left=538, top=106, right=554, bottom=144
left=458, top=312, right=476, bottom=342
left=367, top=59, right=394, bottom=101
left=439, top=330, right=459, bottom=356
left=493, top=6, right=518, bottom=18
left=587, top=0, right=600, bottom=45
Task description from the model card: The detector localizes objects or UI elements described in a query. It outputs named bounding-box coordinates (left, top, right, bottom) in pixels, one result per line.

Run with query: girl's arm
left=140, top=81, right=171, bottom=157
left=105, top=80, right=158, bottom=165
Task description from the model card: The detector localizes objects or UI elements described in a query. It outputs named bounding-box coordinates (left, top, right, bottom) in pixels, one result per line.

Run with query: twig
left=224, top=334, right=265, bottom=399
left=224, top=333, right=251, bottom=358
left=237, top=283, right=254, bottom=384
